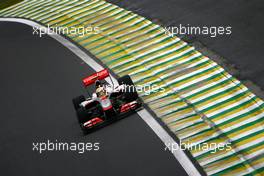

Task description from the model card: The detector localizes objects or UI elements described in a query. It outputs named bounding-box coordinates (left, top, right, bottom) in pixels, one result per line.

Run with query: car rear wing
left=82, top=69, right=110, bottom=87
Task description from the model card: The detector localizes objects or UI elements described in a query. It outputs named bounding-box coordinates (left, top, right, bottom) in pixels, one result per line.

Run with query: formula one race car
left=72, top=69, right=142, bottom=133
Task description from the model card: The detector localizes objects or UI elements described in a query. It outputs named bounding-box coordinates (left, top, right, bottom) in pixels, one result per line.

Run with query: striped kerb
left=0, top=0, right=263, bottom=175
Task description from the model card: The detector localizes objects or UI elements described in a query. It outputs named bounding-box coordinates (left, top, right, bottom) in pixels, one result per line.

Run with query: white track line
left=0, top=18, right=201, bottom=176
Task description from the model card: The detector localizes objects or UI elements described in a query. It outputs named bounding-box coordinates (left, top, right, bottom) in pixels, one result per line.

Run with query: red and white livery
left=72, top=69, right=142, bottom=133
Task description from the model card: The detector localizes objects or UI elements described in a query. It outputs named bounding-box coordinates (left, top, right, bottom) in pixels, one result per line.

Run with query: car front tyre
left=72, top=95, right=85, bottom=110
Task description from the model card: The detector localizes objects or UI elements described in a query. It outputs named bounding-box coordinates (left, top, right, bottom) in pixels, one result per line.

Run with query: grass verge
left=0, top=0, right=23, bottom=11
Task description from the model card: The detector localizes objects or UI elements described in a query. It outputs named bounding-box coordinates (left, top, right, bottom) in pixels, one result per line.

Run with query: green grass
left=0, top=0, right=23, bottom=11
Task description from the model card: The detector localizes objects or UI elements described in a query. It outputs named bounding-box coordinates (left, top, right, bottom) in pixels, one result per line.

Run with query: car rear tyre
left=118, top=75, right=138, bottom=102
left=72, top=95, right=85, bottom=110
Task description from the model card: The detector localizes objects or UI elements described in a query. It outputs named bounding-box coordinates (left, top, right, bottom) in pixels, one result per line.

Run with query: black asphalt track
left=108, top=0, right=264, bottom=93
left=0, top=22, right=188, bottom=176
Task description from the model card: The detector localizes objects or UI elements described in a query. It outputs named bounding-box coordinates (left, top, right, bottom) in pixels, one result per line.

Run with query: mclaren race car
left=72, top=69, right=142, bottom=133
